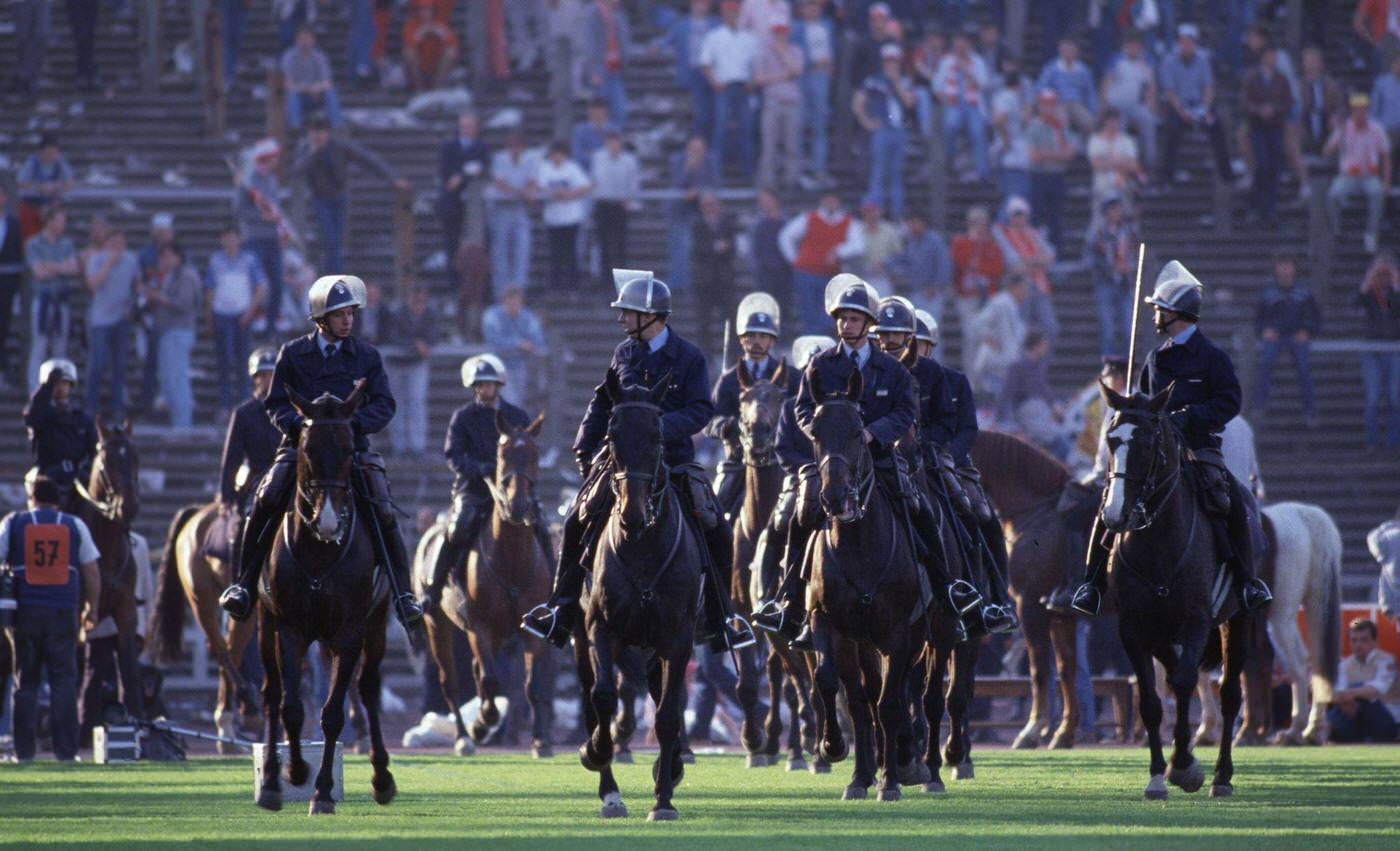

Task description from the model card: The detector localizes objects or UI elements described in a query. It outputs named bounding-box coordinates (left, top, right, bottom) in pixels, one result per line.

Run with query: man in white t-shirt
left=535, top=142, right=593, bottom=290
left=204, top=225, right=268, bottom=414
left=1099, top=31, right=1158, bottom=170
left=701, top=1, right=759, bottom=176
left=1328, top=618, right=1399, bottom=742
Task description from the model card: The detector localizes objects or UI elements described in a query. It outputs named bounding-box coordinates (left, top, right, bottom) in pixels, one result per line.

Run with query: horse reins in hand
left=1106, top=411, right=1197, bottom=599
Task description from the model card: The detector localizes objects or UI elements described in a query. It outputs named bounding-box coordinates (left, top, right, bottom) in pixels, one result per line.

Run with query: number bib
left=23, top=523, right=72, bottom=586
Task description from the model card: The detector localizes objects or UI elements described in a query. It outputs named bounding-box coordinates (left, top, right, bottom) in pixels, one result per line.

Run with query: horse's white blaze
left=316, top=491, right=339, bottom=539
left=1102, top=422, right=1137, bottom=525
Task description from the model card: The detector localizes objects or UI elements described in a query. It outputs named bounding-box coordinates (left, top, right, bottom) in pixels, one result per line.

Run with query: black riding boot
left=218, top=458, right=294, bottom=621
left=693, top=514, right=757, bottom=652
left=751, top=515, right=815, bottom=648
left=521, top=510, right=588, bottom=648
left=1070, top=516, right=1112, bottom=616
left=380, top=518, right=426, bottom=636
left=422, top=507, right=485, bottom=615
left=1227, top=494, right=1273, bottom=613
left=912, top=491, right=984, bottom=617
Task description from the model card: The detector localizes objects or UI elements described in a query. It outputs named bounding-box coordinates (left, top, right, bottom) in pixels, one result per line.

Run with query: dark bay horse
left=572, top=371, right=699, bottom=821
left=72, top=417, right=145, bottom=720
left=806, top=367, right=927, bottom=802
left=1100, top=383, right=1250, bottom=800
left=256, top=383, right=396, bottom=815
left=414, top=410, right=556, bottom=758
left=969, top=431, right=1090, bottom=750
left=728, top=359, right=816, bottom=771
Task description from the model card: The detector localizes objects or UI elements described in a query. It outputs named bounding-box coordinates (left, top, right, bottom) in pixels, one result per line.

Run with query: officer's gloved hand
left=575, top=449, right=592, bottom=479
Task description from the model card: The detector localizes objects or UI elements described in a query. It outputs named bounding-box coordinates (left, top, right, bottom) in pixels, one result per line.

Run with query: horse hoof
left=1210, top=784, right=1234, bottom=798
left=878, top=788, right=901, bottom=802
left=532, top=743, right=555, bottom=759
left=616, top=749, right=635, bottom=765
left=786, top=757, right=807, bottom=772
left=818, top=739, right=848, bottom=764
left=1233, top=731, right=1265, bottom=748
left=1144, top=774, right=1169, bottom=801
left=469, top=721, right=491, bottom=744
left=600, top=792, right=628, bottom=819
left=896, top=761, right=923, bottom=786
left=1048, top=733, right=1074, bottom=750
left=1302, top=728, right=1327, bottom=746
left=1274, top=730, right=1302, bottom=747
left=1167, top=758, right=1204, bottom=794
left=842, top=785, right=868, bottom=801
left=287, top=759, right=310, bottom=787
left=1011, top=731, right=1040, bottom=750
left=810, top=757, right=832, bottom=775
left=579, top=743, right=606, bottom=772
left=308, top=799, right=336, bottom=815
left=648, top=807, right=679, bottom=822
left=953, top=761, right=974, bottom=781
left=679, top=749, right=695, bottom=765
left=746, top=753, right=769, bottom=768
left=217, top=741, right=234, bottom=757
left=923, top=780, right=946, bottom=794
left=256, top=788, right=283, bottom=811
left=455, top=737, right=476, bottom=757
left=372, top=775, right=397, bottom=806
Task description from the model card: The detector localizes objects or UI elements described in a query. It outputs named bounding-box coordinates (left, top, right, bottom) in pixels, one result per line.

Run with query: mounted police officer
left=218, top=274, right=425, bottom=635
left=421, top=354, right=551, bottom=614
left=23, top=358, right=97, bottom=507
left=873, top=297, right=1015, bottom=635
left=218, top=347, right=283, bottom=512
left=704, top=293, right=801, bottom=522
left=1069, top=261, right=1273, bottom=616
left=522, top=270, right=756, bottom=652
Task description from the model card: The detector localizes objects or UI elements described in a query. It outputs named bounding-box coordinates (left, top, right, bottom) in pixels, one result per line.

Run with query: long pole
left=1126, top=243, right=1147, bottom=386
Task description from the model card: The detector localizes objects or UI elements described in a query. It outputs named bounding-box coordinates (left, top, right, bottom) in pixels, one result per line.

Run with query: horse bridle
left=484, top=465, right=537, bottom=527
left=84, top=437, right=137, bottom=526
left=608, top=401, right=669, bottom=529
left=1105, top=410, right=1182, bottom=533
left=813, top=400, right=875, bottom=523
left=295, top=416, right=355, bottom=546
left=738, top=385, right=783, bottom=468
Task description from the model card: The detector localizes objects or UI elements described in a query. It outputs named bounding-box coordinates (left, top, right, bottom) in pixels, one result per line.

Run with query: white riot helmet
left=1144, top=260, right=1204, bottom=321
left=308, top=274, right=367, bottom=321
left=823, top=273, right=880, bottom=321
left=791, top=335, right=837, bottom=371
left=736, top=292, right=781, bottom=338
left=610, top=269, right=672, bottom=316
left=914, top=310, right=940, bottom=347
left=38, top=358, right=79, bottom=386
left=461, top=353, right=508, bottom=387
left=247, top=346, right=278, bottom=377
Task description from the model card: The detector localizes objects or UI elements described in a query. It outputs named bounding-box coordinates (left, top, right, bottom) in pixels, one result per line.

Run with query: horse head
left=288, top=380, right=366, bottom=546
left=737, top=359, right=787, bottom=466
left=808, top=364, right=869, bottom=524
left=1099, top=379, right=1177, bottom=533
left=604, top=367, right=669, bottom=532
left=494, top=409, right=545, bottom=525
left=92, top=414, right=141, bottom=526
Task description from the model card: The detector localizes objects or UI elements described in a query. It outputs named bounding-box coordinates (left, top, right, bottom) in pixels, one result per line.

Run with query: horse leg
left=360, top=606, right=396, bottom=805
left=945, top=640, right=976, bottom=778
left=524, top=639, right=555, bottom=758
left=1163, top=627, right=1207, bottom=794
left=256, top=611, right=284, bottom=811
left=810, top=613, right=847, bottom=767
left=310, top=637, right=361, bottom=815
left=1048, top=616, right=1079, bottom=749
left=784, top=647, right=818, bottom=756
left=762, top=650, right=784, bottom=763
left=1195, top=670, right=1223, bottom=747
left=425, top=615, right=472, bottom=755
left=1120, top=621, right=1168, bottom=799
left=277, top=629, right=311, bottom=789
left=649, top=654, right=688, bottom=821
left=194, top=594, right=244, bottom=752
left=877, top=640, right=915, bottom=802
left=584, top=626, right=619, bottom=771
left=113, top=607, right=146, bottom=719
left=1272, top=617, right=1311, bottom=744
left=922, top=646, right=948, bottom=792
left=1236, top=619, right=1273, bottom=746
left=465, top=628, right=500, bottom=743
left=1212, top=617, right=1248, bottom=797
left=1014, top=600, right=1053, bottom=749
left=613, top=650, right=645, bottom=763
left=834, top=636, right=874, bottom=799
left=735, top=644, right=765, bottom=765
left=573, top=627, right=623, bottom=817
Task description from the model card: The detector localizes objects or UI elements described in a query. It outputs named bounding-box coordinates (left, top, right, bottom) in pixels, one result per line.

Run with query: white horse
left=1191, top=501, right=1341, bottom=746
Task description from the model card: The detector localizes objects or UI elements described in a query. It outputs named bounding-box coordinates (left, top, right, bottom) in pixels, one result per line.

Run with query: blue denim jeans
left=312, top=195, right=346, bottom=273
left=1360, top=351, right=1400, bottom=448
left=1000, top=167, right=1031, bottom=203
left=1029, top=170, right=1066, bottom=250
left=243, top=236, right=284, bottom=329
left=1249, top=125, right=1283, bottom=219
left=943, top=104, right=989, bottom=179
left=686, top=68, right=715, bottom=142
left=867, top=126, right=907, bottom=217
left=1255, top=337, right=1315, bottom=416
left=668, top=213, right=694, bottom=293
left=221, top=0, right=245, bottom=84
left=594, top=70, right=628, bottom=127
left=794, top=270, right=830, bottom=335
left=213, top=313, right=251, bottom=411
left=286, top=87, right=344, bottom=130
left=85, top=320, right=129, bottom=417
left=489, top=203, right=532, bottom=289
left=800, top=70, right=831, bottom=175
left=1094, top=282, right=1133, bottom=358
left=158, top=326, right=195, bottom=428
left=713, top=82, right=755, bottom=176
left=347, top=0, right=373, bottom=78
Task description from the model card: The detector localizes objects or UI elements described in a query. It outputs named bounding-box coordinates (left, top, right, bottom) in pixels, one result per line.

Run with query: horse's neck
left=487, top=509, right=540, bottom=563
left=742, top=463, right=783, bottom=532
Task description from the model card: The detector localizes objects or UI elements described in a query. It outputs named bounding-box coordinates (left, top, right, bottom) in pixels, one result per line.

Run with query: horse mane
left=973, top=431, right=1071, bottom=494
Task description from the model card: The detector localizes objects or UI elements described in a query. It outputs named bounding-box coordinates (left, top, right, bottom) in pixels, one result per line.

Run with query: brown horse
left=72, top=417, right=145, bottom=721
left=414, top=410, right=555, bottom=758
left=970, top=431, right=1091, bottom=749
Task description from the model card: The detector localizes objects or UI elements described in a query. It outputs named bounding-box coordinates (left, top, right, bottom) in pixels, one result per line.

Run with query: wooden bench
left=970, top=676, right=1136, bottom=742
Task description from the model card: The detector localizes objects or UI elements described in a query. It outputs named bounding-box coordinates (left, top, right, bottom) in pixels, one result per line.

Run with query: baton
left=1126, top=242, right=1146, bottom=387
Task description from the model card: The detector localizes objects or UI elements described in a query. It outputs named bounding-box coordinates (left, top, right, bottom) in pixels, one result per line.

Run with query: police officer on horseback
left=219, top=347, right=283, bottom=511
left=421, top=354, right=551, bottom=614
left=218, top=274, right=425, bottom=635
left=1069, top=261, right=1273, bottom=616
left=521, top=270, right=757, bottom=652
left=704, top=293, right=800, bottom=521
left=24, top=358, right=97, bottom=506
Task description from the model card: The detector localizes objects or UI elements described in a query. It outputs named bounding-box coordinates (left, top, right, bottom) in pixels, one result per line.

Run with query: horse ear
left=287, top=384, right=315, bottom=419
left=1099, top=377, right=1128, bottom=410
left=900, top=344, right=918, bottom=369
left=846, top=365, right=864, bottom=401
left=650, top=370, right=673, bottom=405
left=495, top=407, right=511, bottom=437
left=771, top=359, right=788, bottom=388
left=1149, top=381, right=1175, bottom=414
left=95, top=413, right=107, bottom=438
left=605, top=367, right=623, bottom=403
left=736, top=358, right=753, bottom=390
left=341, top=378, right=369, bottom=413
left=526, top=411, right=546, bottom=437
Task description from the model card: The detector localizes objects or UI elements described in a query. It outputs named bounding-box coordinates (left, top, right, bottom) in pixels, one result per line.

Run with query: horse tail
left=148, top=504, right=201, bottom=664
left=1299, top=503, right=1343, bottom=703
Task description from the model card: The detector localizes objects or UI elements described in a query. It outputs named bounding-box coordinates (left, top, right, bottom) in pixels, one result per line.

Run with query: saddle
left=199, top=506, right=241, bottom=564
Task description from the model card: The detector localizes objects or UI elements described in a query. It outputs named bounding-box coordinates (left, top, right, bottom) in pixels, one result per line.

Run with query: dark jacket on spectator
left=219, top=396, right=282, bottom=504
left=291, top=137, right=397, bottom=200
left=1255, top=281, right=1322, bottom=337
left=266, top=331, right=395, bottom=451
left=1242, top=66, right=1294, bottom=128
left=1299, top=73, right=1345, bottom=151
left=381, top=301, right=439, bottom=362
left=1359, top=283, right=1400, bottom=341
left=445, top=400, right=529, bottom=497
left=1084, top=217, right=1140, bottom=291
left=668, top=150, right=720, bottom=220
left=692, top=211, right=737, bottom=283
left=436, top=134, right=490, bottom=204
left=0, top=212, right=23, bottom=285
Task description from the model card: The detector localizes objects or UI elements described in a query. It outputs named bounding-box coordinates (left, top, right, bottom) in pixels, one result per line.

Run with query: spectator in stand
left=592, top=129, right=642, bottom=280
left=853, top=43, right=916, bottom=218
left=82, top=226, right=138, bottom=419
left=436, top=111, right=490, bottom=288
left=0, top=186, right=22, bottom=387
left=793, top=0, right=835, bottom=186
left=755, top=20, right=804, bottom=190
left=993, top=195, right=1058, bottom=341
left=291, top=115, right=409, bottom=274
left=1087, top=109, right=1144, bottom=215
left=275, top=0, right=316, bottom=52
left=851, top=198, right=902, bottom=292
left=1325, top=93, right=1392, bottom=254
left=1357, top=251, right=1400, bottom=452
left=950, top=204, right=1005, bottom=371
left=1238, top=24, right=1311, bottom=205
left=779, top=192, right=863, bottom=333
left=136, top=213, right=176, bottom=416
left=692, top=192, right=738, bottom=333
left=279, top=229, right=315, bottom=322
left=911, top=29, right=948, bottom=139
left=1354, top=0, right=1400, bottom=71
left=1299, top=46, right=1345, bottom=157
left=1158, top=24, right=1235, bottom=187
left=1241, top=41, right=1293, bottom=227
left=403, top=0, right=460, bottom=91
left=702, top=1, right=760, bottom=177
left=482, top=285, right=549, bottom=406
left=347, top=0, right=375, bottom=87
left=584, top=0, right=632, bottom=127
left=934, top=31, right=991, bottom=183
left=147, top=243, right=201, bottom=430
left=664, top=0, right=721, bottom=141
left=65, top=0, right=99, bottom=90
left=571, top=99, right=616, bottom=172
left=971, top=269, right=1030, bottom=399
left=547, top=0, right=589, bottom=98
left=486, top=131, right=537, bottom=295
left=1083, top=194, right=1139, bottom=359
left=1100, top=30, right=1158, bottom=173
left=205, top=225, right=267, bottom=414
left=749, top=188, right=792, bottom=314
left=136, top=213, right=176, bottom=286
left=221, top=0, right=250, bottom=93
left=234, top=139, right=287, bottom=333
left=890, top=210, right=953, bottom=323
left=12, top=0, right=50, bottom=96
left=536, top=142, right=592, bottom=291
left=668, top=135, right=721, bottom=293
left=1037, top=37, right=1097, bottom=136
left=1027, top=90, right=1078, bottom=250
left=995, top=331, right=1067, bottom=456
left=850, top=2, right=897, bottom=85
left=1328, top=618, right=1399, bottom=742
left=506, top=0, right=548, bottom=71
left=24, top=207, right=78, bottom=391
left=1253, top=250, right=1321, bottom=423
left=384, top=286, right=437, bottom=457
left=16, top=135, right=74, bottom=240
left=281, top=24, right=343, bottom=131
left=991, top=57, right=1034, bottom=200
left=1373, top=54, right=1400, bottom=149
left=977, top=19, right=1008, bottom=88
left=738, top=0, right=789, bottom=34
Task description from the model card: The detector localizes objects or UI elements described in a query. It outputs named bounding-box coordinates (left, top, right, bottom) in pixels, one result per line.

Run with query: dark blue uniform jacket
left=23, top=381, right=96, bottom=486
left=794, top=344, right=916, bottom=453
left=775, top=397, right=814, bottom=476
left=266, top=332, right=396, bottom=451
left=1139, top=328, right=1241, bottom=452
left=220, top=396, right=282, bottom=503
left=445, top=399, right=529, bottom=496
left=704, top=356, right=802, bottom=442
